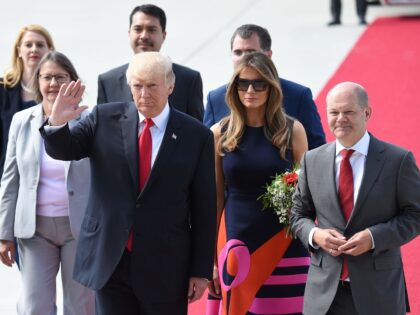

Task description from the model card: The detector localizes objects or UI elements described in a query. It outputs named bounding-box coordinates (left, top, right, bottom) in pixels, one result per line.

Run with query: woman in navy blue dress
left=207, top=52, right=309, bottom=315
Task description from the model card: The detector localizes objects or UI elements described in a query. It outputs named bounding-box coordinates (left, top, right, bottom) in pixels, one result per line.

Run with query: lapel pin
left=172, top=133, right=177, bottom=140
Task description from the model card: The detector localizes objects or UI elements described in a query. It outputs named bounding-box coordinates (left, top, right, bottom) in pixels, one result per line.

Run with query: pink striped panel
left=205, top=299, right=222, bottom=315
left=264, top=273, right=307, bottom=285
left=277, top=257, right=310, bottom=267
left=249, top=297, right=304, bottom=314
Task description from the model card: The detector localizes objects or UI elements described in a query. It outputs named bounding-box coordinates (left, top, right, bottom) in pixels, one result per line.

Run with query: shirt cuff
left=44, top=121, right=67, bottom=131
left=309, top=227, right=320, bottom=249
left=366, top=228, right=375, bottom=249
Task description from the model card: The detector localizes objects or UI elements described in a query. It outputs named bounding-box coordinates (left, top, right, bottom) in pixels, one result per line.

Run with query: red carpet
left=189, top=15, right=420, bottom=314
left=315, top=16, right=420, bottom=315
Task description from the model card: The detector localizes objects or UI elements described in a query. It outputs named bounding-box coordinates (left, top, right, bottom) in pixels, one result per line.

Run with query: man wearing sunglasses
left=203, top=24, right=326, bottom=150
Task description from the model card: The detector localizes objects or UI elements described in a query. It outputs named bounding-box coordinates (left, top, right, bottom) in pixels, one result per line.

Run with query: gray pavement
left=1, top=1, right=419, bottom=314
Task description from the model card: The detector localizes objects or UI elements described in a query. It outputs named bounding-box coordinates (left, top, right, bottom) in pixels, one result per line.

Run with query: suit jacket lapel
left=120, top=102, right=139, bottom=190
left=118, top=66, right=133, bottom=102
left=30, top=105, right=44, bottom=169
left=349, top=135, right=386, bottom=224
left=138, top=109, right=181, bottom=198
left=9, top=85, right=23, bottom=112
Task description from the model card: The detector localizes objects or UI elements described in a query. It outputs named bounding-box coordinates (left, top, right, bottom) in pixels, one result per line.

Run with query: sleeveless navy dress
left=207, top=124, right=310, bottom=315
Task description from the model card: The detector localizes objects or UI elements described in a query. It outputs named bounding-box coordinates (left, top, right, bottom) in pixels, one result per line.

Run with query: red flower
left=283, top=172, right=298, bottom=186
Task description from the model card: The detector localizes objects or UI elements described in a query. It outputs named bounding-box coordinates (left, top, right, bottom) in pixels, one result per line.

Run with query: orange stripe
left=216, top=217, right=293, bottom=315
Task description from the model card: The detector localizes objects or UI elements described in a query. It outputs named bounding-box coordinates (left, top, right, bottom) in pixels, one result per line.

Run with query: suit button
left=68, top=191, right=74, bottom=196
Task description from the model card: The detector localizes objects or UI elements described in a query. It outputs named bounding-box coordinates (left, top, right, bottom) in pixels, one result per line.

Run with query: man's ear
left=365, top=106, right=372, bottom=121
left=168, top=84, right=174, bottom=95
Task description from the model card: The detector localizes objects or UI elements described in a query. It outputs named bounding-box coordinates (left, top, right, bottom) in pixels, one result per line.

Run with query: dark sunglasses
left=236, top=79, right=268, bottom=92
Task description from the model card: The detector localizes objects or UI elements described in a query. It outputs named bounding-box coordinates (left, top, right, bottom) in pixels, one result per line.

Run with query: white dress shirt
left=334, top=131, right=370, bottom=203
left=138, top=103, right=170, bottom=167
left=309, top=132, right=374, bottom=249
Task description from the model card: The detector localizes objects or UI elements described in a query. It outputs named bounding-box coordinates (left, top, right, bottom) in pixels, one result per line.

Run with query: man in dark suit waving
left=203, top=24, right=326, bottom=150
left=41, top=52, right=216, bottom=315
left=290, top=82, right=420, bottom=315
left=97, top=4, right=204, bottom=121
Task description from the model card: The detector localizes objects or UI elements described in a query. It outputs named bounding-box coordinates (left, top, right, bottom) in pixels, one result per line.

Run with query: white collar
left=335, top=131, right=370, bottom=157
left=138, top=103, right=170, bottom=131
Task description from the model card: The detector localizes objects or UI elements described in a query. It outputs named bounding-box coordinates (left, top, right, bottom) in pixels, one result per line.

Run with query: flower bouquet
left=258, top=166, right=300, bottom=236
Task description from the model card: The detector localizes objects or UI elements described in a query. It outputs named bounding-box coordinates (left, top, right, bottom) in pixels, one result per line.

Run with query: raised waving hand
left=49, top=79, right=88, bottom=126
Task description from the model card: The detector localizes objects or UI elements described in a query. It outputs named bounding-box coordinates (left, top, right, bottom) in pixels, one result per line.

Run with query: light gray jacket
left=0, top=104, right=90, bottom=240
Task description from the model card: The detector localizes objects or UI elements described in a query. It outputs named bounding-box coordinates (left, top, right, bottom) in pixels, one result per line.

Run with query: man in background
left=97, top=4, right=204, bottom=120
left=203, top=24, right=325, bottom=150
left=328, top=0, right=368, bottom=26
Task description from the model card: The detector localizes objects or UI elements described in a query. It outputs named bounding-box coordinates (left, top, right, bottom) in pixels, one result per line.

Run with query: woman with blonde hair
left=0, top=24, right=55, bottom=178
left=207, top=52, right=310, bottom=314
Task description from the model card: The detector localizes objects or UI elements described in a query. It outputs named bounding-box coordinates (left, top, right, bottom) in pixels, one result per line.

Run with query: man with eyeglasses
left=203, top=24, right=326, bottom=150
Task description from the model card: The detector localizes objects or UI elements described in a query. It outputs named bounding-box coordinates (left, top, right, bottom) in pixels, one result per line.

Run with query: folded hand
left=188, top=277, right=208, bottom=303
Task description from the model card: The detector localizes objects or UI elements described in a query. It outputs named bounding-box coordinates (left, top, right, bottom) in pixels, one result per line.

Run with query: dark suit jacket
left=1, top=83, right=23, bottom=179
left=290, top=135, right=420, bottom=315
left=40, top=104, right=217, bottom=302
left=97, top=63, right=204, bottom=121
left=203, top=79, right=326, bottom=150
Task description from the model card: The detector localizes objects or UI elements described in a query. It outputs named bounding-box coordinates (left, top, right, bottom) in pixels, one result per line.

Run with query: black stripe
left=272, top=265, right=309, bottom=275
left=255, top=283, right=306, bottom=298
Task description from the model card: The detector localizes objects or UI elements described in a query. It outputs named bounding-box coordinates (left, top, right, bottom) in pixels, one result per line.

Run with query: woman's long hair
left=217, top=52, right=291, bottom=159
left=1, top=25, right=55, bottom=88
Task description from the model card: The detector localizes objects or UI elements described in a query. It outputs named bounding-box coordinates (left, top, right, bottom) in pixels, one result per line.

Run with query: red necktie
left=139, top=118, right=154, bottom=190
left=338, top=149, right=355, bottom=279
left=127, top=118, right=154, bottom=251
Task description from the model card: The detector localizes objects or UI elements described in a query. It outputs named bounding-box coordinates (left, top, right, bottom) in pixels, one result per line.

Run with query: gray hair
left=353, top=84, right=369, bottom=107
left=126, top=52, right=175, bottom=86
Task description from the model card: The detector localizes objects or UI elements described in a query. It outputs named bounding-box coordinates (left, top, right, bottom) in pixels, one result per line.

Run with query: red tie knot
left=144, top=118, right=154, bottom=128
left=341, top=149, right=355, bottom=160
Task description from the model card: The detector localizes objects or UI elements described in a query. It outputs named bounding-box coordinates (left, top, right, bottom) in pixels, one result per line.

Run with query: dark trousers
left=327, top=281, right=358, bottom=315
left=330, top=0, right=367, bottom=22
left=95, top=250, right=188, bottom=315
